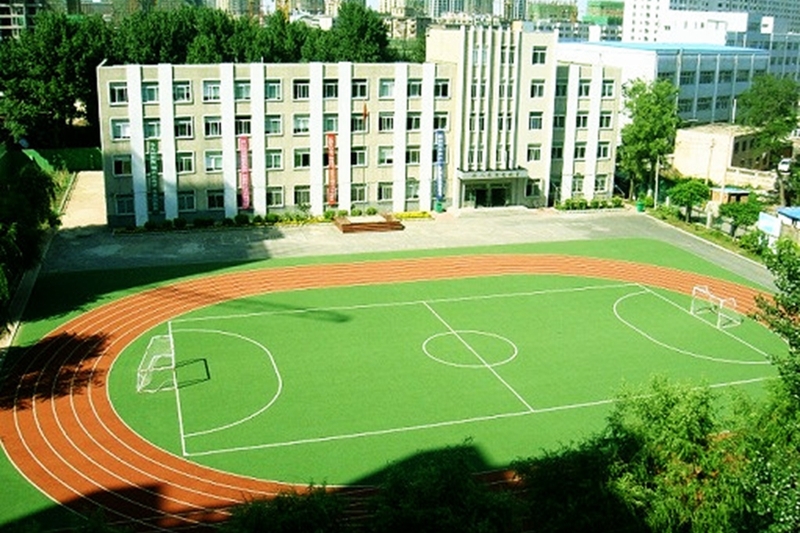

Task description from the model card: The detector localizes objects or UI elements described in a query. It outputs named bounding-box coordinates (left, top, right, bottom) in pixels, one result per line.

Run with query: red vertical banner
left=326, top=133, right=337, bottom=206
left=238, top=136, right=251, bottom=210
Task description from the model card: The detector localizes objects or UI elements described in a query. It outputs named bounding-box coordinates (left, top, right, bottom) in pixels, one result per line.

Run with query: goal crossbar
left=690, top=285, right=742, bottom=329
left=136, top=334, right=176, bottom=393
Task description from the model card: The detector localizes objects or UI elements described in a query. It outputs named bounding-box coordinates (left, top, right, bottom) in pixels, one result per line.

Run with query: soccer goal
left=136, top=334, right=176, bottom=393
left=690, top=285, right=742, bottom=329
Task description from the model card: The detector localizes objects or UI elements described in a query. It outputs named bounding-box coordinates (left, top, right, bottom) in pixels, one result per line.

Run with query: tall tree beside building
left=327, top=2, right=394, bottom=62
left=618, top=79, right=680, bottom=198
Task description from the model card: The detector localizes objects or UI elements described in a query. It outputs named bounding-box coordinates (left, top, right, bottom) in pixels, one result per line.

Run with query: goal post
left=136, top=334, right=176, bottom=393
left=690, top=285, right=742, bottom=329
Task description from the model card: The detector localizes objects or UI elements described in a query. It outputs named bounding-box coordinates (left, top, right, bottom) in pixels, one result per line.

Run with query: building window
left=351, top=147, right=366, bottom=166
left=406, top=179, right=419, bottom=200
left=530, top=79, right=545, bottom=97
left=207, top=189, right=225, bottom=209
left=293, top=114, right=310, bottom=135
left=526, top=144, right=541, bottom=162
left=497, top=113, right=512, bottom=131
left=469, top=113, right=486, bottom=131
left=322, top=148, right=337, bottom=167
left=601, top=79, right=614, bottom=97
left=378, top=146, right=394, bottom=165
left=378, top=182, right=392, bottom=201
left=265, top=79, right=281, bottom=100
left=434, top=79, right=450, bottom=98
left=294, top=185, right=311, bottom=206
left=176, top=152, right=194, bottom=173
left=597, top=142, right=610, bottom=159
left=572, top=175, right=584, bottom=194
left=677, top=99, right=693, bottom=113
left=378, top=112, right=394, bottom=132
left=323, top=79, right=338, bottom=98
left=552, top=115, right=565, bottom=128
left=717, top=70, right=732, bottom=83
left=173, top=81, right=191, bottom=103
left=595, top=174, right=608, bottom=193
left=204, top=116, right=222, bottom=137
left=407, top=79, right=422, bottom=97
left=266, top=186, right=284, bottom=207
left=531, top=46, right=547, bottom=64
left=174, top=117, right=193, bottom=139
left=679, top=70, right=696, bottom=85
left=735, top=70, right=749, bottom=82
left=109, top=82, right=128, bottom=104
left=112, top=155, right=132, bottom=176
left=699, top=71, right=715, bottom=84
left=116, top=194, right=134, bottom=215
left=351, top=183, right=367, bottom=202
left=142, top=82, right=159, bottom=104
left=294, top=148, right=310, bottom=168
left=323, top=114, right=338, bottom=133
left=234, top=80, right=251, bottom=101
left=265, top=149, right=282, bottom=169
left=657, top=71, right=674, bottom=83
left=552, top=145, right=563, bottom=159
left=235, top=116, right=251, bottom=136
left=499, top=83, right=513, bottom=98
left=204, top=151, right=223, bottom=172
left=525, top=179, right=541, bottom=197
left=716, top=98, right=730, bottom=110
left=555, top=82, right=567, bottom=97
left=576, top=113, right=588, bottom=128
left=471, top=82, right=486, bottom=98
left=379, top=79, right=394, bottom=98
left=351, top=113, right=368, bottom=133
left=203, top=80, right=221, bottom=102
left=265, top=115, right=282, bottom=135
left=599, top=112, right=612, bottom=129
left=578, top=79, right=591, bottom=97
left=574, top=143, right=587, bottom=160
left=111, top=119, right=130, bottom=140
left=406, top=146, right=420, bottom=165
left=433, top=112, right=448, bottom=130
left=528, top=112, right=543, bottom=130
left=407, top=112, right=421, bottom=131
left=143, top=119, right=161, bottom=139
left=293, top=79, right=309, bottom=100
left=696, top=97, right=712, bottom=111
left=178, top=191, right=195, bottom=212
left=352, top=79, right=368, bottom=98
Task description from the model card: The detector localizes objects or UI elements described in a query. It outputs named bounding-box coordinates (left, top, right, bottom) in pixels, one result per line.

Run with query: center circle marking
left=422, top=330, right=518, bottom=368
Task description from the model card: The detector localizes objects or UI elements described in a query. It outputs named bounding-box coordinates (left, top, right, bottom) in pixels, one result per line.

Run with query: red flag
left=362, top=102, right=368, bottom=121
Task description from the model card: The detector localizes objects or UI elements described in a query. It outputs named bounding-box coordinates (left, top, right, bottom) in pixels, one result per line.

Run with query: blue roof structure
left=778, top=207, right=800, bottom=221
left=574, top=41, right=764, bottom=54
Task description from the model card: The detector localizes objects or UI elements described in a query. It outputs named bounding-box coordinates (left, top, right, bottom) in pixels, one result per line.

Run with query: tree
left=618, top=79, right=680, bottom=198
left=327, top=3, right=393, bottom=63
left=736, top=74, right=800, bottom=205
left=221, top=486, right=345, bottom=533
left=669, top=178, right=709, bottom=222
left=718, top=193, right=762, bottom=237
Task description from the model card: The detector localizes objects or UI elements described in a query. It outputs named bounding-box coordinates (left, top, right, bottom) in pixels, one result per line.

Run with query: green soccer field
left=108, top=273, right=781, bottom=485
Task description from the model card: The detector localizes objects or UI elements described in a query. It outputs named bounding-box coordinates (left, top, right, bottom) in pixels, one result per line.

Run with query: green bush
left=222, top=217, right=235, bottom=227
left=366, top=206, right=378, bottom=215
left=251, top=214, right=263, bottom=225
left=652, top=205, right=681, bottom=221
left=173, top=217, right=188, bottom=230
left=193, top=217, right=214, bottom=228
left=337, top=209, right=348, bottom=217
left=351, top=208, right=363, bottom=216
left=738, top=230, right=769, bottom=256
left=323, top=209, right=337, bottom=221
left=611, top=196, right=624, bottom=208
left=160, top=219, right=173, bottom=230
left=143, top=220, right=159, bottom=231
left=264, top=213, right=280, bottom=224
left=234, top=213, right=250, bottom=226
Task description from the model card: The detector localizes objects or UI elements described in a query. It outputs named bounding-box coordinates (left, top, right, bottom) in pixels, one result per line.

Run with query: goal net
left=136, top=334, right=176, bottom=393
left=690, top=285, right=742, bottom=329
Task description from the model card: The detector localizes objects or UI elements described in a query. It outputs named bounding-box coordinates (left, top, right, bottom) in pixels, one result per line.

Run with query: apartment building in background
left=96, top=23, right=623, bottom=227
left=0, top=0, right=44, bottom=39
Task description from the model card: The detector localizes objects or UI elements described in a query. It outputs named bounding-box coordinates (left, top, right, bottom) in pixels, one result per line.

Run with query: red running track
left=0, top=255, right=768, bottom=531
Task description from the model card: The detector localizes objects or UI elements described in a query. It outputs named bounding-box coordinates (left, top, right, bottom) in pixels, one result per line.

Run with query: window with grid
left=323, top=79, right=338, bottom=98
left=176, top=152, right=194, bottom=173
left=207, top=190, right=225, bottom=209
left=204, top=116, right=222, bottom=137
left=531, top=46, right=547, bottom=64
left=735, top=70, right=749, bottom=82
left=718, top=70, right=733, bottom=83
left=406, top=146, right=420, bottom=165
left=351, top=114, right=367, bottom=132
left=553, top=115, right=565, bottom=128
left=323, top=114, right=338, bottom=133
left=265, top=149, right=282, bottom=169
left=528, top=112, right=543, bottom=130
left=144, top=119, right=161, bottom=139
left=294, top=149, right=310, bottom=168
left=265, top=79, right=281, bottom=100
left=716, top=98, right=730, bottom=110
left=351, top=183, right=367, bottom=202
left=378, top=146, right=394, bottom=165
left=175, top=117, right=193, bottom=139
left=266, top=186, right=284, bottom=207
left=578, top=80, right=591, bottom=97
left=204, top=151, right=223, bottom=172
left=109, top=83, right=128, bottom=104
left=530, top=79, right=545, bottom=97
left=576, top=113, right=588, bottom=128
left=203, top=80, right=221, bottom=102
left=293, top=79, right=309, bottom=100
left=178, top=191, right=195, bottom=212
left=696, top=97, right=712, bottom=111
left=574, top=143, right=587, bottom=160
left=601, top=79, right=614, bottom=97
left=572, top=175, right=584, bottom=194
left=116, top=195, right=134, bottom=215
left=322, top=148, right=337, bottom=167
left=526, top=144, right=541, bottom=162
left=595, top=174, right=608, bottom=193
left=434, top=79, right=450, bottom=98
left=407, top=113, right=421, bottom=131
left=555, top=82, right=567, bottom=96
left=235, top=116, right=251, bottom=136
left=599, top=112, right=612, bottom=129
left=525, top=179, right=541, bottom=197
left=113, top=155, right=132, bottom=176
left=679, top=70, right=696, bottom=85
left=677, top=99, right=693, bottom=113
left=378, top=182, right=393, bottom=201
left=173, top=81, right=191, bottom=103
left=406, top=179, right=419, bottom=199
left=471, top=82, right=486, bottom=98
left=142, top=83, right=159, bottom=104
left=111, top=119, right=130, bottom=140
left=407, top=79, right=422, bottom=97
left=352, top=79, right=368, bottom=98
left=433, top=112, right=448, bottom=130
left=597, top=143, right=610, bottom=159
left=234, top=80, right=251, bottom=101
left=294, top=185, right=310, bottom=206
left=378, top=112, right=394, bottom=132
left=379, top=79, right=394, bottom=98
left=552, top=145, right=563, bottom=159
left=351, top=147, right=366, bottom=166
left=265, top=115, right=282, bottom=135
left=293, top=114, right=310, bottom=135
left=699, top=71, right=715, bottom=84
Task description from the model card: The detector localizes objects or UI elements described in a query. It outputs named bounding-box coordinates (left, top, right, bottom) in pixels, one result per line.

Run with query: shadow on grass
left=0, top=332, right=108, bottom=411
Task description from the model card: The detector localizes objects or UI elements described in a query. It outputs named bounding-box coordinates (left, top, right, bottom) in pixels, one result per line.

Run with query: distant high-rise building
left=526, top=0, right=577, bottom=22
left=0, top=0, right=44, bottom=39
left=583, top=0, right=622, bottom=25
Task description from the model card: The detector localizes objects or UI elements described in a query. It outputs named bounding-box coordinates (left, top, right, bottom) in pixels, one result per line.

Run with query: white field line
left=169, top=321, right=189, bottom=456
left=639, top=285, right=772, bottom=360
left=185, top=376, right=773, bottom=458
left=171, top=282, right=640, bottom=324
left=421, top=301, right=535, bottom=412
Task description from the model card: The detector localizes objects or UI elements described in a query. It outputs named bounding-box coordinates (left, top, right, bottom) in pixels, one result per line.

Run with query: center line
left=421, top=301, right=535, bottom=412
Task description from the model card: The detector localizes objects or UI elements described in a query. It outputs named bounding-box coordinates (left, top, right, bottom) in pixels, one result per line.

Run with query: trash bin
left=636, top=200, right=645, bottom=213
left=434, top=201, right=444, bottom=213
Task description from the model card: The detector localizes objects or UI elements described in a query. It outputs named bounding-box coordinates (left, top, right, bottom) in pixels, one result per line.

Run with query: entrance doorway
left=465, top=183, right=511, bottom=208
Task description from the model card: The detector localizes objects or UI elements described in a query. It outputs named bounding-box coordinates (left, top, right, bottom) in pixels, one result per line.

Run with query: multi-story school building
left=97, top=22, right=623, bottom=227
